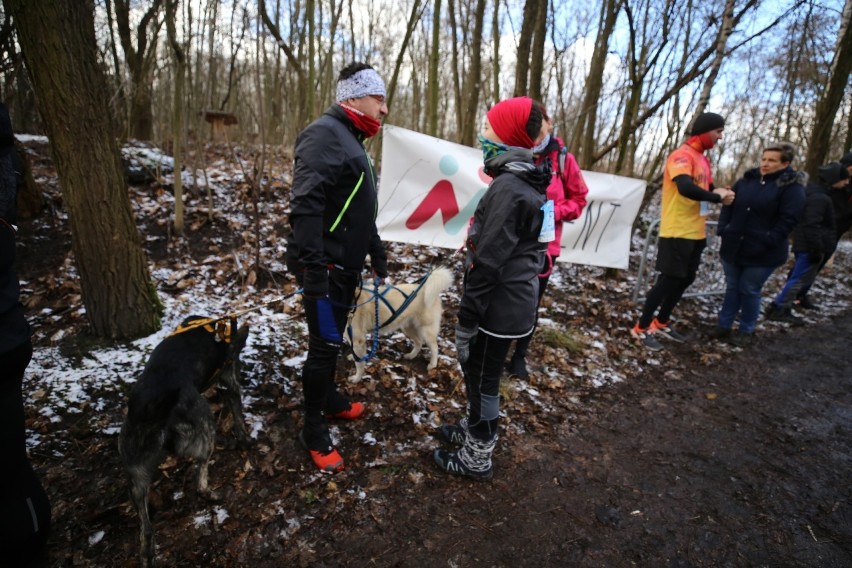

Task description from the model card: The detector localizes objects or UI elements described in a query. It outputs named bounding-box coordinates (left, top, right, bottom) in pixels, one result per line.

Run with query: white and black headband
left=336, top=68, right=387, bottom=102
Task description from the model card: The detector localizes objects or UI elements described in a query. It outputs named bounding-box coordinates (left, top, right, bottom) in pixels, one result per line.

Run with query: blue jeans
left=774, top=251, right=822, bottom=309
left=718, top=260, right=777, bottom=333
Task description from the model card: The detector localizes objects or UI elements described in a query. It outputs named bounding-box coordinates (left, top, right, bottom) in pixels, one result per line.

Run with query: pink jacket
left=541, top=138, right=589, bottom=257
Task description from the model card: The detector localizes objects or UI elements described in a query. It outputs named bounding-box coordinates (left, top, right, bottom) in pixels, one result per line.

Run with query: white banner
left=377, top=124, right=646, bottom=270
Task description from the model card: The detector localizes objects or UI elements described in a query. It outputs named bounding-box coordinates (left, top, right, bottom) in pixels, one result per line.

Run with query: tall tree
left=570, top=0, right=621, bottom=167
left=6, top=0, right=162, bottom=338
left=804, top=0, right=852, bottom=175
left=426, top=0, right=442, bottom=136
left=459, top=0, right=487, bottom=146
left=113, top=0, right=163, bottom=141
left=165, top=0, right=186, bottom=234
left=528, top=0, right=548, bottom=102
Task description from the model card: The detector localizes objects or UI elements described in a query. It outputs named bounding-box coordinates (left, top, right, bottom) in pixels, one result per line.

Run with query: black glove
left=455, top=324, right=478, bottom=364
left=302, top=267, right=328, bottom=299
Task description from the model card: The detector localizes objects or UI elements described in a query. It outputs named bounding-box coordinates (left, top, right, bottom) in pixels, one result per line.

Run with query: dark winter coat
left=287, top=105, right=388, bottom=280
left=829, top=186, right=852, bottom=242
left=717, top=166, right=806, bottom=267
left=458, top=151, right=550, bottom=337
left=791, top=182, right=836, bottom=256
left=0, top=101, right=28, bottom=356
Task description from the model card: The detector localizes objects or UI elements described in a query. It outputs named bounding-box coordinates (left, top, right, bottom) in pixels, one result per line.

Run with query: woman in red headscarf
left=433, top=97, right=551, bottom=479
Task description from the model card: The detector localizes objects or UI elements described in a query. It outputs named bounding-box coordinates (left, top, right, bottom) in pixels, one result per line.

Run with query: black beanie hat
left=817, top=161, right=850, bottom=185
left=840, top=151, right=852, bottom=168
left=689, top=112, right=726, bottom=136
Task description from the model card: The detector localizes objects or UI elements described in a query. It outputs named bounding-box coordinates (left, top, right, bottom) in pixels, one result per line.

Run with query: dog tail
left=422, top=266, right=454, bottom=303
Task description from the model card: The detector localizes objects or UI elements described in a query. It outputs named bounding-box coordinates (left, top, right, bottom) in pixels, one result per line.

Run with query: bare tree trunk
left=166, top=0, right=185, bottom=234
left=427, top=0, right=442, bottom=136
left=460, top=0, right=487, bottom=146
left=260, top=0, right=310, bottom=131
left=528, top=0, right=547, bottom=102
left=8, top=0, right=161, bottom=338
left=513, top=0, right=538, bottom=97
left=804, top=0, right=852, bottom=175
left=114, top=0, right=163, bottom=141
left=387, top=0, right=425, bottom=110
left=448, top=0, right=463, bottom=138
left=570, top=0, right=620, bottom=167
left=491, top=0, right=500, bottom=103
left=686, top=0, right=737, bottom=133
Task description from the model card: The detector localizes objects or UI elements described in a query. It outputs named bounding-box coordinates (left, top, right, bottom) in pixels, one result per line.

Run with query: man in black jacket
left=286, top=63, right=389, bottom=473
left=0, top=101, right=51, bottom=564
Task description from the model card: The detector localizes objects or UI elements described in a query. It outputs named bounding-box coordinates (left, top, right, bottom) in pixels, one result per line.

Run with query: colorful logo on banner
left=404, top=154, right=491, bottom=236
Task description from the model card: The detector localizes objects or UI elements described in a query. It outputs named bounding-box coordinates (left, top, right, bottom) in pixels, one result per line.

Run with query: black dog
left=118, top=315, right=250, bottom=567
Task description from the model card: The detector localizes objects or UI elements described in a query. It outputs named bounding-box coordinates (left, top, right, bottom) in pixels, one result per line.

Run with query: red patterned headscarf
left=486, top=97, right=536, bottom=149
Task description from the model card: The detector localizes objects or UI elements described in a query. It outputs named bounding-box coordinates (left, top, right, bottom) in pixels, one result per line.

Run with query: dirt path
left=316, top=313, right=852, bottom=568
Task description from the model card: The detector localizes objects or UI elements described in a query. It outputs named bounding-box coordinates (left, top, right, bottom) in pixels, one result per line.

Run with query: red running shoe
left=329, top=401, right=366, bottom=420
left=299, top=431, right=345, bottom=474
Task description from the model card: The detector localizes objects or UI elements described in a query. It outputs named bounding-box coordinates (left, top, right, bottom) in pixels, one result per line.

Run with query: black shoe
left=433, top=448, right=493, bottom=480
left=795, top=296, right=819, bottom=311
left=764, top=302, right=781, bottom=317
left=506, top=354, right=529, bottom=379
left=708, top=326, right=732, bottom=340
left=767, top=308, right=805, bottom=326
left=725, top=332, right=754, bottom=348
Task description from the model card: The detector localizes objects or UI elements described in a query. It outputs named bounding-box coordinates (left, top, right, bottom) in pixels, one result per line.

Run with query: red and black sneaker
left=298, top=431, right=344, bottom=474
left=329, top=401, right=366, bottom=421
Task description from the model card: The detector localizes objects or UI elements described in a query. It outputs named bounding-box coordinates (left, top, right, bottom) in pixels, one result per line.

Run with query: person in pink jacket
left=506, top=103, right=589, bottom=378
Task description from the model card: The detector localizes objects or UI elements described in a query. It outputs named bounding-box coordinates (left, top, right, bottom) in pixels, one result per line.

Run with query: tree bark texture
left=804, top=0, right=852, bottom=175
left=7, top=0, right=162, bottom=338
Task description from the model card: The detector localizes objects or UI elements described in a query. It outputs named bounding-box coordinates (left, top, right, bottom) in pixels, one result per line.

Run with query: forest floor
left=14, top=138, right=852, bottom=567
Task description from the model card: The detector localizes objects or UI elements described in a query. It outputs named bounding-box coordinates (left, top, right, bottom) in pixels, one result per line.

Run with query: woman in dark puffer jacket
left=710, top=142, right=805, bottom=346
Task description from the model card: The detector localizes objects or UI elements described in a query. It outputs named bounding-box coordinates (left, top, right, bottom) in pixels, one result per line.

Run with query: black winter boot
left=433, top=433, right=496, bottom=480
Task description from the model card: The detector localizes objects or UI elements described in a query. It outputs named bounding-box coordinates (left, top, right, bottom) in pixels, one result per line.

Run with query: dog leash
left=349, top=276, right=382, bottom=362
left=167, top=288, right=304, bottom=340
left=347, top=269, right=433, bottom=363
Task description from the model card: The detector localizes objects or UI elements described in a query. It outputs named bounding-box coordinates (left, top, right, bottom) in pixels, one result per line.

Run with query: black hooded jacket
left=791, top=181, right=836, bottom=256
left=458, top=150, right=550, bottom=336
left=287, top=105, right=388, bottom=280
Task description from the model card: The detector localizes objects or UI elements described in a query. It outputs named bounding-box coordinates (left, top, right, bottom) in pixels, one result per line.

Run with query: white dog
left=348, top=266, right=454, bottom=381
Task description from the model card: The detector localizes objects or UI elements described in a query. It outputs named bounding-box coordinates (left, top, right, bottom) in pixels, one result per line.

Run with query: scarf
left=339, top=103, right=381, bottom=138
left=483, top=148, right=552, bottom=192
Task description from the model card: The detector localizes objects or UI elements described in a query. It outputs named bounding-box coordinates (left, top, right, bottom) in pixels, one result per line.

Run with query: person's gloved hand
left=302, top=268, right=328, bottom=299
left=455, top=324, right=478, bottom=364
left=807, top=250, right=823, bottom=264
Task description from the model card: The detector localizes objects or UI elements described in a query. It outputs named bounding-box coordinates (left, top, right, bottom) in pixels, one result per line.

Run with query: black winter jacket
left=287, top=105, right=388, bottom=281
left=458, top=151, right=550, bottom=336
left=717, top=166, right=805, bottom=267
left=830, top=185, right=852, bottom=242
left=791, top=182, right=836, bottom=256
